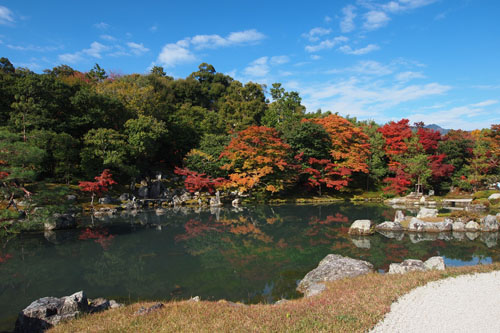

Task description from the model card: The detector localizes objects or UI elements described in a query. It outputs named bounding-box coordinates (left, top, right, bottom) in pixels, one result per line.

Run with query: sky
left=1, top=0, right=499, bottom=130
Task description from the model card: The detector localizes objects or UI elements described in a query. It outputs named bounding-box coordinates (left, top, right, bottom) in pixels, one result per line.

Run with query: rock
left=210, top=191, right=223, bottom=207
left=453, top=231, right=466, bottom=241
left=149, top=181, right=164, bottom=199
left=109, top=300, right=123, bottom=309
left=119, top=193, right=130, bottom=201
left=134, top=303, right=164, bottom=316
left=488, top=193, right=500, bottom=201
left=188, top=296, right=200, bottom=302
left=350, top=236, right=371, bottom=249
left=274, top=299, right=289, bottom=305
left=172, top=195, right=183, bottom=206
left=480, top=215, right=499, bottom=232
left=98, top=196, right=113, bottom=204
left=416, top=207, right=438, bottom=218
left=66, top=195, right=77, bottom=201
left=419, top=196, right=426, bottom=204
left=138, top=186, right=148, bottom=198
left=424, top=256, right=446, bottom=271
left=297, top=254, right=373, bottom=296
left=15, top=291, right=88, bottom=333
left=452, top=221, right=466, bottom=232
left=44, top=213, right=77, bottom=231
left=88, top=298, right=110, bottom=313
left=376, top=221, right=404, bottom=231
left=423, top=221, right=452, bottom=233
left=408, top=217, right=425, bottom=232
left=303, top=283, right=326, bottom=297
left=180, top=192, right=191, bottom=202
left=348, top=219, right=373, bottom=235
left=388, top=259, right=426, bottom=274
left=232, top=198, right=240, bottom=207
left=465, top=221, right=480, bottom=232
left=394, top=210, right=405, bottom=223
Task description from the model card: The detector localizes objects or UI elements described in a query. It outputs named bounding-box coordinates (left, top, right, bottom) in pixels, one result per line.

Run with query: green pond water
left=1, top=203, right=499, bottom=331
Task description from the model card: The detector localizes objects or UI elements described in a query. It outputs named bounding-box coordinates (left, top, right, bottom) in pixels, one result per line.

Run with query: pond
left=1, top=203, right=499, bottom=331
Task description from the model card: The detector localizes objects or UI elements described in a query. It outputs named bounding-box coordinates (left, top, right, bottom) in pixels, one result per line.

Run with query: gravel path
left=371, top=270, right=500, bottom=333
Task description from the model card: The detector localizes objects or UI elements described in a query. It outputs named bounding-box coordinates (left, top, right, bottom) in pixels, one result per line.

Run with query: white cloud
left=93, top=22, right=110, bottom=30
left=302, top=27, right=331, bottom=42
left=157, top=41, right=196, bottom=67
left=363, top=11, right=390, bottom=30
left=340, top=5, right=357, bottom=33
left=244, top=57, right=269, bottom=77
left=0, top=5, right=14, bottom=24
left=324, top=16, right=332, bottom=23
left=339, top=44, right=379, bottom=55
left=59, top=52, right=83, bottom=64
left=299, top=77, right=450, bottom=121
left=383, top=0, right=438, bottom=13
left=305, top=36, right=348, bottom=53
left=127, top=42, right=149, bottom=56
left=471, top=99, right=498, bottom=107
left=190, top=29, right=265, bottom=49
left=270, top=55, right=290, bottom=65
left=409, top=99, right=498, bottom=130
left=350, top=60, right=393, bottom=75
left=156, top=29, right=265, bottom=68
left=83, top=42, right=109, bottom=58
left=6, top=44, right=62, bottom=52
left=395, top=71, right=425, bottom=82
left=58, top=41, right=109, bottom=63
left=100, top=34, right=116, bottom=41
left=311, top=55, right=321, bottom=60
left=227, top=29, right=266, bottom=44
left=150, top=25, right=158, bottom=32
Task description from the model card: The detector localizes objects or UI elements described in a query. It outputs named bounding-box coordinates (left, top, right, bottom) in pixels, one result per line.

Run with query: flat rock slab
left=371, top=271, right=500, bottom=332
left=297, top=254, right=374, bottom=296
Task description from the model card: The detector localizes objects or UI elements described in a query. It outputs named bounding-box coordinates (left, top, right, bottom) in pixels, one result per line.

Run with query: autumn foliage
left=78, top=169, right=116, bottom=207
left=220, top=126, right=294, bottom=194
left=174, top=167, right=226, bottom=194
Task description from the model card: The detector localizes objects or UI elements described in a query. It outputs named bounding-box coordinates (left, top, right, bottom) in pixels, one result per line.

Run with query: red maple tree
left=78, top=169, right=116, bottom=209
left=174, top=167, right=226, bottom=194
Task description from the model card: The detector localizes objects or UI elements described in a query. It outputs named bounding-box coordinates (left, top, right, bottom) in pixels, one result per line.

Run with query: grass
left=50, top=263, right=500, bottom=333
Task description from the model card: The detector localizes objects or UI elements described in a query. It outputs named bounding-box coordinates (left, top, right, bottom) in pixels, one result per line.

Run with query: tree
left=86, top=63, right=108, bottom=82
left=124, top=115, right=168, bottom=160
left=220, top=126, right=295, bottom=194
left=174, top=167, right=226, bottom=194
left=0, top=57, right=15, bottom=74
left=262, top=83, right=305, bottom=130
left=296, top=156, right=351, bottom=195
left=78, top=169, right=116, bottom=209
left=310, top=114, right=371, bottom=174
left=0, top=128, right=45, bottom=212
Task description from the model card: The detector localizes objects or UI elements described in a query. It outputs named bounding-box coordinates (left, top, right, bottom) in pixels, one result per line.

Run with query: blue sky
left=1, top=0, right=499, bottom=130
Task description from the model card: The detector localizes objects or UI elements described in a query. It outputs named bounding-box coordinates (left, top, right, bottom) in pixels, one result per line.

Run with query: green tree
left=262, top=83, right=305, bottom=131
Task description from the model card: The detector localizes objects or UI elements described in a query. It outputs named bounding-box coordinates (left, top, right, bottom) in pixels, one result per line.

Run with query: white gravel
left=371, top=270, right=500, bottom=333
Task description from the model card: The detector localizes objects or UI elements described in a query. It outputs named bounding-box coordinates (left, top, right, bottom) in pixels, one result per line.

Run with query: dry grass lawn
left=50, top=263, right=500, bottom=333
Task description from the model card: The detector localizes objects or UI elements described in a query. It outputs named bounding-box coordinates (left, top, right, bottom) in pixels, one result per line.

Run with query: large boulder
left=424, top=256, right=446, bottom=271
left=15, top=291, right=88, bottom=333
left=350, top=236, right=371, bottom=249
left=394, top=210, right=405, bottom=223
left=423, top=220, right=452, bottom=233
left=416, top=208, right=438, bottom=218
left=480, top=215, right=499, bottom=232
left=376, top=221, right=404, bottom=231
left=488, top=193, right=500, bottom=201
left=465, top=221, right=480, bottom=232
left=297, top=254, right=373, bottom=296
left=408, top=217, right=425, bottom=232
left=44, top=214, right=77, bottom=231
left=348, top=220, right=373, bottom=235
left=452, top=221, right=466, bottom=232
left=389, top=259, right=426, bottom=274
left=15, top=292, right=123, bottom=332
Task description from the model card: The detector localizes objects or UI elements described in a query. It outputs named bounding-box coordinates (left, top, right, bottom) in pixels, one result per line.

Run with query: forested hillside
left=0, top=57, right=499, bottom=201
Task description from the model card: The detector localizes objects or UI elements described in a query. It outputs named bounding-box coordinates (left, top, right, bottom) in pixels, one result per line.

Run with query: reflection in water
left=0, top=203, right=499, bottom=331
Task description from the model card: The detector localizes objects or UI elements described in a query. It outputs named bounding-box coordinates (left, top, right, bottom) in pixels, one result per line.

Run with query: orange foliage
left=220, top=126, right=295, bottom=193
left=308, top=115, right=370, bottom=173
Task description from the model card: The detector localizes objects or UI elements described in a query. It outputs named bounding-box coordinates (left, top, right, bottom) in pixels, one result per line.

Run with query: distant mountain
left=424, top=124, right=451, bottom=134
